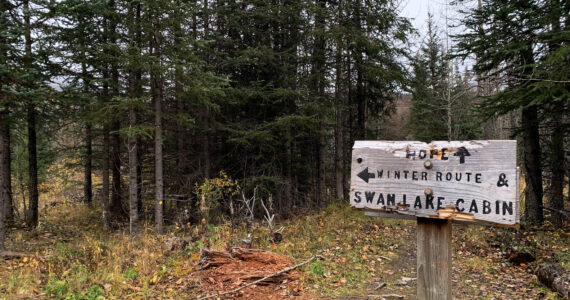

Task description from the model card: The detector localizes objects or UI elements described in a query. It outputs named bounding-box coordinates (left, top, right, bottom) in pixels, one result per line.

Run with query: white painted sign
left=350, top=140, right=519, bottom=226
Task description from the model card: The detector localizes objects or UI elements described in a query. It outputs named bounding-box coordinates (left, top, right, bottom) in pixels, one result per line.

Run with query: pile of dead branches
left=194, top=248, right=320, bottom=299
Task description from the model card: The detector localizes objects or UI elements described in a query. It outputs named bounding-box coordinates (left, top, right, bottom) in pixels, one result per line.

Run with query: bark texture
left=522, top=105, right=543, bottom=224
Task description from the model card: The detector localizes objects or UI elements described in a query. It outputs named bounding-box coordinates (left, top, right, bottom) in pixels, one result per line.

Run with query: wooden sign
left=350, top=140, right=519, bottom=226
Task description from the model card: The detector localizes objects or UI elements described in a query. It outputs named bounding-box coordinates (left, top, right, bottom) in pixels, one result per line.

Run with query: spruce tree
left=0, top=0, right=15, bottom=250
left=407, top=14, right=448, bottom=142
left=454, top=0, right=569, bottom=225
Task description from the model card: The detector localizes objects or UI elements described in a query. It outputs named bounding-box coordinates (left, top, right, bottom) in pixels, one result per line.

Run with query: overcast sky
left=401, top=0, right=432, bottom=36
left=400, top=0, right=476, bottom=71
left=400, top=0, right=454, bottom=47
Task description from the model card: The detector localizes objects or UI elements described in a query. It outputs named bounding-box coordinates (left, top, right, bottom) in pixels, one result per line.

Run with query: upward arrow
left=453, top=146, right=471, bottom=164
left=357, top=167, right=375, bottom=183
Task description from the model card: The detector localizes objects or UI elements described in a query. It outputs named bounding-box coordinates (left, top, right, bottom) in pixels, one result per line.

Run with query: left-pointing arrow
left=357, top=167, right=375, bottom=183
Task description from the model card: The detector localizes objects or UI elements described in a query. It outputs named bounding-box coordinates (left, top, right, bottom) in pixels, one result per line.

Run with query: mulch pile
left=192, top=248, right=313, bottom=299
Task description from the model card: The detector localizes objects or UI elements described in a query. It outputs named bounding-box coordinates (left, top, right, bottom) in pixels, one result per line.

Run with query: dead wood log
left=0, top=251, right=27, bottom=259
left=199, top=249, right=233, bottom=269
left=367, top=294, right=404, bottom=299
left=536, top=262, right=570, bottom=299
left=0, top=251, right=50, bottom=260
left=200, top=247, right=288, bottom=269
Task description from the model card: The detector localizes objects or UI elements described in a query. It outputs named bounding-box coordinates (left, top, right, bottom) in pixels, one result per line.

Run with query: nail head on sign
left=424, top=160, right=433, bottom=169
left=357, top=158, right=363, bottom=163
left=424, top=188, right=433, bottom=197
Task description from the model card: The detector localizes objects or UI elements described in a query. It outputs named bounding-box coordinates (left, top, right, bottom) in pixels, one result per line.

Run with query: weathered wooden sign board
left=350, top=140, right=519, bottom=226
left=350, top=140, right=519, bottom=299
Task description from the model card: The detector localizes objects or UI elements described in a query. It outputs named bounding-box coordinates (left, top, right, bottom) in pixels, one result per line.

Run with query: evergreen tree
left=454, top=0, right=569, bottom=225
left=0, top=0, right=18, bottom=250
left=1, top=0, right=418, bottom=231
left=408, top=14, right=482, bottom=142
left=407, top=15, right=448, bottom=142
left=449, top=69, right=482, bottom=140
left=5, top=0, right=56, bottom=227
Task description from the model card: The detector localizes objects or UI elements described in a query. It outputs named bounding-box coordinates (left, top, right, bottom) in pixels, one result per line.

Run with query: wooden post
left=417, top=217, right=452, bottom=300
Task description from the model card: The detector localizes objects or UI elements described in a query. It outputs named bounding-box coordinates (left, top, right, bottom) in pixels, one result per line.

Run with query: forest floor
left=0, top=202, right=569, bottom=299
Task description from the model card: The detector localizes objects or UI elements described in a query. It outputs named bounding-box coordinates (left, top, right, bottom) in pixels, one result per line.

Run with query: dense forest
left=0, top=0, right=569, bottom=298
left=0, top=0, right=568, bottom=249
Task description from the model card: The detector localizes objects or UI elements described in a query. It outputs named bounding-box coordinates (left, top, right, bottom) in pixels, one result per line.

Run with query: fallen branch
left=197, top=254, right=325, bottom=300
left=367, top=294, right=404, bottom=299
left=1, top=251, right=33, bottom=260
left=395, top=276, right=416, bottom=286
left=1, top=251, right=51, bottom=260
left=374, top=282, right=386, bottom=290
left=379, top=255, right=392, bottom=261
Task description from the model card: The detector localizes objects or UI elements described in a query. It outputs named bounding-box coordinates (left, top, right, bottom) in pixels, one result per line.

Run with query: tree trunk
left=102, top=124, right=111, bottom=230
left=203, top=131, right=210, bottom=179
left=353, top=0, right=366, bottom=140
left=311, top=0, right=327, bottom=206
left=128, top=104, right=138, bottom=235
left=0, top=0, right=8, bottom=251
left=101, top=8, right=111, bottom=229
left=84, top=123, right=92, bottom=204
left=317, top=133, right=326, bottom=205
left=549, top=119, right=565, bottom=228
left=136, top=136, right=143, bottom=214
left=522, top=105, right=543, bottom=225
left=0, top=107, right=9, bottom=251
left=345, top=53, right=353, bottom=199
left=134, top=1, right=143, bottom=217
left=0, top=172, right=4, bottom=251
left=110, top=120, right=122, bottom=218
left=174, top=0, right=188, bottom=206
left=82, top=57, right=92, bottom=204
left=202, top=0, right=211, bottom=180
left=151, top=24, right=164, bottom=234
left=546, top=3, right=565, bottom=229
left=334, top=18, right=344, bottom=201
left=26, top=103, right=39, bottom=227
left=0, top=109, right=12, bottom=222
left=108, top=0, right=122, bottom=222
left=154, top=95, right=164, bottom=233
left=284, top=126, right=293, bottom=211
left=126, top=0, right=140, bottom=235
left=175, top=56, right=185, bottom=202
left=23, top=0, right=38, bottom=228
left=334, top=93, right=344, bottom=201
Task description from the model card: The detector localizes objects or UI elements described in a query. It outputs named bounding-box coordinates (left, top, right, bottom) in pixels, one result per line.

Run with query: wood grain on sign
left=350, top=140, right=518, bottom=225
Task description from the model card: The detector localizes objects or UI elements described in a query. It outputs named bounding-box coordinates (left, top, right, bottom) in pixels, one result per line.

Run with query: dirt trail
left=359, top=223, right=547, bottom=300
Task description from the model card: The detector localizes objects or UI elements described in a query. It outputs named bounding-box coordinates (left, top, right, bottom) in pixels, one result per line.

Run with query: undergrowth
left=1, top=200, right=568, bottom=299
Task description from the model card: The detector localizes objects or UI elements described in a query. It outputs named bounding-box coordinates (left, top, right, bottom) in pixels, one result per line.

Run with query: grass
left=249, top=203, right=416, bottom=297
left=1, top=201, right=407, bottom=299
left=1, top=204, right=181, bottom=299
left=1, top=198, right=569, bottom=299
left=3, top=161, right=568, bottom=299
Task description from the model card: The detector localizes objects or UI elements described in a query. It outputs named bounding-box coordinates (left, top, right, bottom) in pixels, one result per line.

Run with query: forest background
left=1, top=0, right=568, bottom=242
left=0, top=0, right=570, bottom=299
left=0, top=0, right=568, bottom=297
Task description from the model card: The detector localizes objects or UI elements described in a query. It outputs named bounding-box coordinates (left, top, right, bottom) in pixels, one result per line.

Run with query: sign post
left=350, top=140, right=518, bottom=299
left=417, top=217, right=451, bottom=299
